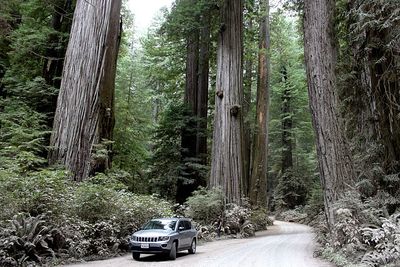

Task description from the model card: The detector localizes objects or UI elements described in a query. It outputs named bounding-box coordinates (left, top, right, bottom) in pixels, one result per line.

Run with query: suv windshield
left=142, top=219, right=177, bottom=230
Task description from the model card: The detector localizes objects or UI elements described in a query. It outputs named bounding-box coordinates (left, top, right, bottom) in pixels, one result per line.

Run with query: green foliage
left=0, top=213, right=56, bottom=266
left=317, top=192, right=400, bottom=267
left=268, top=11, right=316, bottom=210
left=185, top=187, right=224, bottom=224
left=2, top=0, right=69, bottom=109
left=0, top=99, right=49, bottom=173
left=274, top=169, right=308, bottom=209
left=73, top=183, right=120, bottom=223
left=250, top=208, right=272, bottom=231
left=113, top=8, right=153, bottom=192
left=277, top=206, right=308, bottom=223
left=361, top=213, right=400, bottom=266
left=0, top=167, right=173, bottom=264
left=148, top=103, right=208, bottom=200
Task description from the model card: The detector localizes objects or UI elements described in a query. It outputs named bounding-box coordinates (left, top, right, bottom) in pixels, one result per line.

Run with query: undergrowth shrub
left=0, top=169, right=173, bottom=265
left=276, top=206, right=308, bottom=223
left=250, top=208, right=273, bottom=231
left=0, top=213, right=56, bottom=267
left=185, top=187, right=224, bottom=224
left=318, top=192, right=400, bottom=267
left=185, top=188, right=272, bottom=239
left=361, top=213, right=400, bottom=267
left=0, top=99, right=49, bottom=173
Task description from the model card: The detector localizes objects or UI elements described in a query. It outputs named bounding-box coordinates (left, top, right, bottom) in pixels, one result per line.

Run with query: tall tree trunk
left=181, top=15, right=199, bottom=160
left=242, top=0, right=255, bottom=197
left=249, top=0, right=270, bottom=207
left=210, top=0, right=244, bottom=204
left=177, top=0, right=200, bottom=203
left=196, top=12, right=211, bottom=163
left=49, top=0, right=122, bottom=181
left=303, top=0, right=355, bottom=229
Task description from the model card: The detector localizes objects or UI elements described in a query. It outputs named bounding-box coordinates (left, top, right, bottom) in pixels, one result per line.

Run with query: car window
left=184, top=220, right=192, bottom=230
left=178, top=220, right=185, bottom=230
left=142, top=219, right=177, bottom=230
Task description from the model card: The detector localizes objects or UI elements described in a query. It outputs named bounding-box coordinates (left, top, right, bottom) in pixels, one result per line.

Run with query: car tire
left=169, top=241, right=177, bottom=260
left=132, top=252, right=140, bottom=261
left=188, top=239, right=196, bottom=254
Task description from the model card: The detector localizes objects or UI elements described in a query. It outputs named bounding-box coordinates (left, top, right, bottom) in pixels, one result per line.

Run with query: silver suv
left=129, top=218, right=197, bottom=260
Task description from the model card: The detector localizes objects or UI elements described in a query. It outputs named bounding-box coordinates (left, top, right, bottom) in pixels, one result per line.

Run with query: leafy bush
left=148, top=103, right=208, bottom=201
left=0, top=169, right=70, bottom=220
left=0, top=99, right=48, bottom=173
left=0, top=213, right=56, bottom=267
left=185, top=187, right=224, bottom=224
left=224, top=203, right=252, bottom=236
left=72, top=183, right=119, bottom=223
left=276, top=206, right=308, bottom=223
left=250, top=208, right=273, bottom=231
left=0, top=169, right=174, bottom=264
left=361, top=213, right=400, bottom=267
left=332, top=208, right=363, bottom=250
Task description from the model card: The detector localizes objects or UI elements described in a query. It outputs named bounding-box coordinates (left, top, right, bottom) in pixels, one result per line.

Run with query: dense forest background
left=0, top=0, right=399, bottom=266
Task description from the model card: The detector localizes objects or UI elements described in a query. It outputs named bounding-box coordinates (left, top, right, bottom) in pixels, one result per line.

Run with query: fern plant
left=0, top=213, right=55, bottom=266
left=361, top=213, right=400, bottom=267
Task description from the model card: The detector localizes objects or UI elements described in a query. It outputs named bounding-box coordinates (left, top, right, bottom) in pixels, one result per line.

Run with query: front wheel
left=132, top=252, right=140, bottom=260
left=169, top=241, right=177, bottom=260
left=188, top=239, right=196, bottom=254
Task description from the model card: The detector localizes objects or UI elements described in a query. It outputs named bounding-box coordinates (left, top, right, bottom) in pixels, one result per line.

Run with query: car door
left=177, top=220, right=188, bottom=248
left=178, top=220, right=192, bottom=248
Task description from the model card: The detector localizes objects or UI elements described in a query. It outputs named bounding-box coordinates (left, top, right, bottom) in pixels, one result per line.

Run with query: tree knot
left=230, top=105, right=241, bottom=117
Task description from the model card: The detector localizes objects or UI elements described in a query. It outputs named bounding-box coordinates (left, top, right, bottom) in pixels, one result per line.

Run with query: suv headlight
left=131, top=236, right=137, bottom=242
left=158, top=236, right=170, bottom=242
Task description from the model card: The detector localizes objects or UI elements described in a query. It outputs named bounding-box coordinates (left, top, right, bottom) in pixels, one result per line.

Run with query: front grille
left=137, top=236, right=158, bottom=242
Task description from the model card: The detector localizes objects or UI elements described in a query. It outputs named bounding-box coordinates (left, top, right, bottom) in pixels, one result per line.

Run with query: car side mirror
left=178, top=226, right=185, bottom=231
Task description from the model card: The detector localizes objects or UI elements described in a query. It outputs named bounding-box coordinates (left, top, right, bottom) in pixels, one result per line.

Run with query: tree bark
left=210, top=0, right=244, bottom=204
left=196, top=12, right=211, bottom=163
left=303, top=0, right=355, bottom=229
left=49, top=0, right=122, bottom=181
left=242, top=0, right=255, bottom=197
left=249, top=0, right=270, bottom=208
left=181, top=7, right=199, bottom=160
left=177, top=0, right=201, bottom=203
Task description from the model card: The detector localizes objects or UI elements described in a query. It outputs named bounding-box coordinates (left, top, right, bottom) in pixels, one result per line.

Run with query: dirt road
left=63, top=221, right=333, bottom=267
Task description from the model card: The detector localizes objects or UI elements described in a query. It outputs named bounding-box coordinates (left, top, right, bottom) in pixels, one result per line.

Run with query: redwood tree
left=210, top=0, right=244, bottom=204
left=249, top=0, right=270, bottom=207
left=303, top=0, right=355, bottom=228
left=49, top=0, right=122, bottom=181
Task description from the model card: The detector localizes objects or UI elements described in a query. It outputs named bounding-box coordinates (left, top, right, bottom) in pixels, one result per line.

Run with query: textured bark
left=49, top=0, right=122, bottom=181
left=249, top=0, right=270, bottom=207
left=196, top=12, right=211, bottom=163
left=242, top=0, right=255, bottom=197
left=304, top=0, right=355, bottom=229
left=210, top=0, right=244, bottom=204
left=182, top=11, right=199, bottom=159
left=177, top=0, right=201, bottom=204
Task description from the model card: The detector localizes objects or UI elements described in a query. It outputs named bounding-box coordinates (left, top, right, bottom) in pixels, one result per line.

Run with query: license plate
left=140, top=243, right=149, bottom=249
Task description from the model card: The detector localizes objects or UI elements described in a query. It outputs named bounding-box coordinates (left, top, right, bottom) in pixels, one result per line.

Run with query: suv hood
left=134, top=229, right=173, bottom=237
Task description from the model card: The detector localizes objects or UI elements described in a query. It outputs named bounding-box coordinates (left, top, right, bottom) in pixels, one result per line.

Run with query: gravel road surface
left=63, top=221, right=333, bottom=267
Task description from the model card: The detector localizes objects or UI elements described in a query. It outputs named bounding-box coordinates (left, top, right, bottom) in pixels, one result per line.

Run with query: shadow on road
left=137, top=252, right=196, bottom=262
